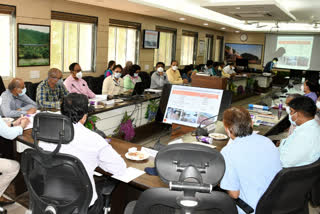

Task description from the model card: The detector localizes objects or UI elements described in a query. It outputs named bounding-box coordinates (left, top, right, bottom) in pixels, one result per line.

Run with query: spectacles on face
left=74, top=69, right=82, bottom=73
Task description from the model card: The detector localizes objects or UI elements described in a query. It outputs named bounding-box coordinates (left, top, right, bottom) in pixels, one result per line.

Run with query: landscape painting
left=18, top=24, right=50, bottom=67
left=225, top=43, right=263, bottom=64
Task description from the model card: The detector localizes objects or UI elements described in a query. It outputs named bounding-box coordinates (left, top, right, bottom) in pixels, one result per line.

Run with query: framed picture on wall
left=225, top=43, right=263, bottom=64
left=143, top=30, right=160, bottom=49
left=17, top=23, right=50, bottom=67
left=198, top=40, right=205, bottom=56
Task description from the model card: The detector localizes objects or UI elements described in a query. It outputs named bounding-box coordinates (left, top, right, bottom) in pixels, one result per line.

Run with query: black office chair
left=238, top=158, right=320, bottom=214
left=124, top=143, right=238, bottom=214
left=21, top=113, right=118, bottom=214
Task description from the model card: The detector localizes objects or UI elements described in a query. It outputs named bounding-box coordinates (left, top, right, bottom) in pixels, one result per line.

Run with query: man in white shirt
left=222, top=62, right=236, bottom=78
left=39, top=93, right=126, bottom=212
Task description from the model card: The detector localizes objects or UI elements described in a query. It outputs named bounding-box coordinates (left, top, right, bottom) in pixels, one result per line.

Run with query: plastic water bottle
left=278, top=100, right=283, bottom=120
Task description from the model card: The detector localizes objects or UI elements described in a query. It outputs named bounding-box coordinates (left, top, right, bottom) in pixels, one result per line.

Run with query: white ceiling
left=68, top=0, right=320, bottom=33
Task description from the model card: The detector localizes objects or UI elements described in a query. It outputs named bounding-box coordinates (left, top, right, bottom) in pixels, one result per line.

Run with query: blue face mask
left=288, top=112, right=297, bottom=126
left=18, top=88, right=26, bottom=96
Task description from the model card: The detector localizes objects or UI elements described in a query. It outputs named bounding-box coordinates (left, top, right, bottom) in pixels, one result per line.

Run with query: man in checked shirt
left=36, top=68, right=69, bottom=109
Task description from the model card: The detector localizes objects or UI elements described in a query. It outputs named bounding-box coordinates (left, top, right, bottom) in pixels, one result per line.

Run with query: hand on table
left=13, top=117, right=30, bottom=129
left=26, top=108, right=37, bottom=114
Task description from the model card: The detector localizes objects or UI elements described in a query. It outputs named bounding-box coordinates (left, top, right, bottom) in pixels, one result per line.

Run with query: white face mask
left=172, top=66, right=178, bottom=71
left=18, top=87, right=26, bottom=96
left=157, top=67, right=164, bottom=72
left=316, top=101, right=320, bottom=109
left=76, top=71, right=82, bottom=79
left=114, top=72, right=121, bottom=79
left=134, top=73, right=139, bottom=77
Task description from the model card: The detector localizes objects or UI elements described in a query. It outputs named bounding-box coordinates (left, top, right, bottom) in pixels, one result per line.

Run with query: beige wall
left=224, top=32, right=265, bottom=70
left=2, top=0, right=224, bottom=86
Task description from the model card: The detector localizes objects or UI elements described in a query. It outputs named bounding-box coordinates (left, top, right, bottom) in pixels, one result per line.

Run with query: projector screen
left=264, top=34, right=320, bottom=71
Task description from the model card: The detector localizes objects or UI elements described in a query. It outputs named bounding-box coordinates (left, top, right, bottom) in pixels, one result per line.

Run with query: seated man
left=222, top=62, right=236, bottom=78
left=150, top=62, right=169, bottom=88
left=64, top=63, right=95, bottom=99
left=36, top=68, right=69, bottom=109
left=166, top=60, right=188, bottom=85
left=39, top=93, right=126, bottom=212
left=0, top=117, right=29, bottom=206
left=102, top=64, right=124, bottom=96
left=279, top=96, right=320, bottom=167
left=1, top=78, right=37, bottom=117
left=220, top=106, right=282, bottom=214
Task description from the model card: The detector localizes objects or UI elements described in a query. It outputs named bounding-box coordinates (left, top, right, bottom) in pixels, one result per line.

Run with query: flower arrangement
left=114, top=111, right=135, bottom=141
left=145, top=99, right=159, bottom=122
left=84, top=115, right=100, bottom=130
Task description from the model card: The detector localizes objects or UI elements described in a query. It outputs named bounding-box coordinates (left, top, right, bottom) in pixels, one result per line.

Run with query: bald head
left=8, top=78, right=24, bottom=91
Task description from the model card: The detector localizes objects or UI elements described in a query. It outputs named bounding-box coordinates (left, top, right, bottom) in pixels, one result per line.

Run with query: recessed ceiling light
left=204, top=23, right=209, bottom=26
left=179, top=18, right=186, bottom=21
left=235, top=30, right=240, bottom=33
left=235, top=7, right=241, bottom=10
left=221, top=27, right=226, bottom=30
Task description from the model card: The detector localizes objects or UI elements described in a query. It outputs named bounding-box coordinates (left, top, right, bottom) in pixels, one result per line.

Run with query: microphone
left=195, top=115, right=218, bottom=137
left=153, top=126, right=182, bottom=151
left=71, top=84, right=82, bottom=94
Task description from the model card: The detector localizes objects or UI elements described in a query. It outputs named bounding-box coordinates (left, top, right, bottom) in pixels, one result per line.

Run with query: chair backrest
left=256, top=159, right=320, bottom=214
left=131, top=143, right=237, bottom=214
left=21, top=113, right=92, bottom=214
left=131, top=188, right=237, bottom=214
left=138, top=71, right=151, bottom=89
left=25, top=81, right=41, bottom=101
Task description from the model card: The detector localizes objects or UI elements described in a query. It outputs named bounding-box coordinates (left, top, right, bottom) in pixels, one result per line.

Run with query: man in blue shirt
left=1, top=78, right=37, bottom=117
left=279, top=96, right=320, bottom=167
left=263, top=57, right=278, bottom=73
left=220, top=106, right=282, bottom=214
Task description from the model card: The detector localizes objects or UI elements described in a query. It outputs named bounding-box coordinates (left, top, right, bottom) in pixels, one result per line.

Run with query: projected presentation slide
left=163, top=85, right=223, bottom=128
left=276, top=36, right=314, bottom=70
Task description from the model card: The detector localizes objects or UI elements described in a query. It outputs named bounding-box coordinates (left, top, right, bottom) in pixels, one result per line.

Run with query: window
left=204, top=34, right=213, bottom=63
left=154, top=27, right=176, bottom=66
left=108, top=19, right=141, bottom=67
left=215, top=36, right=224, bottom=62
left=0, top=5, right=15, bottom=77
left=181, top=31, right=197, bottom=65
left=51, top=11, right=97, bottom=72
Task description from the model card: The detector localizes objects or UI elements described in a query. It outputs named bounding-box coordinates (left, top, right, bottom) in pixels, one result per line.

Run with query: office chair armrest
left=234, top=198, right=254, bottom=214
left=101, top=177, right=119, bottom=196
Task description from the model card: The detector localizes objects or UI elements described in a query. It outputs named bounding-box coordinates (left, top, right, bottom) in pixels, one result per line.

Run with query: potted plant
left=145, top=99, right=159, bottom=122
left=114, top=111, right=135, bottom=141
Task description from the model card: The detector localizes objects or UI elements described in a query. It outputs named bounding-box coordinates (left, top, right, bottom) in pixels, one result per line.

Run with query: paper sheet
left=141, top=147, right=158, bottom=157
left=112, top=167, right=145, bottom=183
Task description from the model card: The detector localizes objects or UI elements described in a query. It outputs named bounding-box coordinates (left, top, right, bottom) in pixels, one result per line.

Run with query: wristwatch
left=10, top=122, right=13, bottom=127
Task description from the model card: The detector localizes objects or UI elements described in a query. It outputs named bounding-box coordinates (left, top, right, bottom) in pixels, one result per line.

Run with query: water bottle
left=278, top=100, right=283, bottom=120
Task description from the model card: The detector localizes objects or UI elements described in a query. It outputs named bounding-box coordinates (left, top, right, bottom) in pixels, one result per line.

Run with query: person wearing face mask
left=166, top=60, right=188, bottom=85
left=63, top=63, right=95, bottom=99
left=150, top=62, right=169, bottom=89
left=220, top=106, right=281, bottom=214
left=263, top=57, right=278, bottom=73
left=36, top=68, right=69, bottom=109
left=279, top=96, right=320, bottom=168
left=102, top=64, right=124, bottom=96
left=123, top=64, right=142, bottom=92
left=0, top=78, right=37, bottom=117
left=222, top=62, right=236, bottom=78
left=104, top=60, right=115, bottom=78
left=301, top=80, right=318, bottom=102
